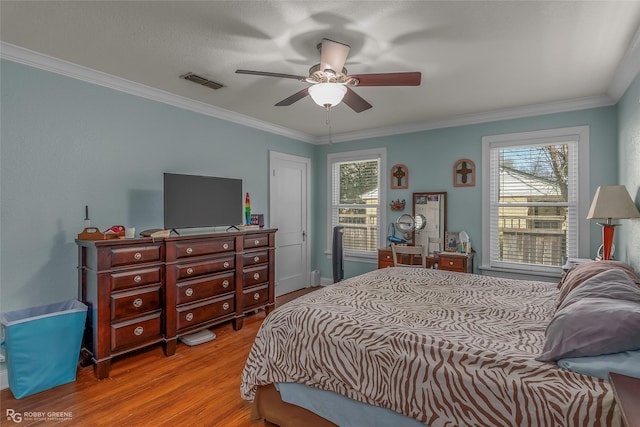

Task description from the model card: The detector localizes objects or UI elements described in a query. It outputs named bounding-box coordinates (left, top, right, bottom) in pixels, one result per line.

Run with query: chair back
left=391, top=244, right=427, bottom=268
left=427, top=237, right=443, bottom=256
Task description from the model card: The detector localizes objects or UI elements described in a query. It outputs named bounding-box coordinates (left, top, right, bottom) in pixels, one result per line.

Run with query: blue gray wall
left=313, top=106, right=620, bottom=279
left=0, top=59, right=315, bottom=312
left=617, top=72, right=640, bottom=270
left=1, top=58, right=637, bottom=313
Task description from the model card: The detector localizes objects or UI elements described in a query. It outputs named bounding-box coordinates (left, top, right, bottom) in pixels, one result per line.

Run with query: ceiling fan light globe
left=308, top=83, right=347, bottom=108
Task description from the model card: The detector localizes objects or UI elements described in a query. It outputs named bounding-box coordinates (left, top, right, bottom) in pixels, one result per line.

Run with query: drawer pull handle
left=223, top=261, right=230, bottom=268
left=186, top=312, right=194, bottom=322
left=254, top=239, right=260, bottom=246
left=254, top=256, right=260, bottom=262
left=253, top=292, right=260, bottom=300
left=186, top=267, right=194, bottom=275
left=223, top=302, right=230, bottom=310
left=134, top=326, right=144, bottom=336
left=223, top=243, right=229, bottom=250
left=449, top=261, right=454, bottom=265
left=134, top=275, right=142, bottom=283
left=186, top=247, right=193, bottom=254
left=222, top=280, right=229, bottom=288
left=134, top=252, right=142, bottom=260
left=185, top=288, right=193, bottom=297
left=253, top=272, right=260, bottom=280
left=133, top=298, right=143, bottom=308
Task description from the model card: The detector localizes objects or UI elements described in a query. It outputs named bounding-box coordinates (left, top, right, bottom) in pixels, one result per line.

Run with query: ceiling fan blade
left=349, top=72, right=422, bottom=86
left=320, top=38, right=350, bottom=74
left=342, top=87, right=372, bottom=113
left=236, top=69, right=306, bottom=80
left=275, top=88, right=310, bottom=106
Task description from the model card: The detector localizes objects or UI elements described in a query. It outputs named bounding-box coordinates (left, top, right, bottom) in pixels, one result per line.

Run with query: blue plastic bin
left=0, top=300, right=87, bottom=399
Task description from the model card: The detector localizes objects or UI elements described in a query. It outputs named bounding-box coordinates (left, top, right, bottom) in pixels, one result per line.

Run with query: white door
left=269, top=151, right=310, bottom=296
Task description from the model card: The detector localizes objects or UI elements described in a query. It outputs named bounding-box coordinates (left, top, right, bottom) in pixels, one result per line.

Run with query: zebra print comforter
left=241, top=267, right=618, bottom=427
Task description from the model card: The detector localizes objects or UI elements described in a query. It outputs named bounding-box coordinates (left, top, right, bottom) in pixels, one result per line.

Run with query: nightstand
left=437, top=252, right=474, bottom=273
left=609, top=372, right=640, bottom=427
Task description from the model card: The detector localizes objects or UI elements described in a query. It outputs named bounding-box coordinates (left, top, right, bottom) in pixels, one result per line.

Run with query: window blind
left=327, top=148, right=386, bottom=258
left=489, top=139, right=578, bottom=270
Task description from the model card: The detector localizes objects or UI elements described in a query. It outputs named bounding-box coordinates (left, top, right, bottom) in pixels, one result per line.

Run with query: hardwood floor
left=0, top=287, right=323, bottom=426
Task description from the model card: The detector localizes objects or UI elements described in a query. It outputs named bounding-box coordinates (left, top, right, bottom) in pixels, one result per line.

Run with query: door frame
left=269, top=151, right=312, bottom=288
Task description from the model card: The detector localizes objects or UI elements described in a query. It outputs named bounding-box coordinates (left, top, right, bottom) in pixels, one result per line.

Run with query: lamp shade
left=308, top=83, right=347, bottom=108
left=586, top=185, right=640, bottom=220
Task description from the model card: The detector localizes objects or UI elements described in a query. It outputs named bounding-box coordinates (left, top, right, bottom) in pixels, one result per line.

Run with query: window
left=327, top=148, right=386, bottom=260
left=482, top=126, right=590, bottom=276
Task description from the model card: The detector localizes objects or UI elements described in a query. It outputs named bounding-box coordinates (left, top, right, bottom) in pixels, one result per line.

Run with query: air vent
left=180, top=73, right=224, bottom=90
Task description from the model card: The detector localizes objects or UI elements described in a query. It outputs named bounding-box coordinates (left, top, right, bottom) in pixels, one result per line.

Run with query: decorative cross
left=393, top=166, right=406, bottom=187
left=456, top=161, right=473, bottom=184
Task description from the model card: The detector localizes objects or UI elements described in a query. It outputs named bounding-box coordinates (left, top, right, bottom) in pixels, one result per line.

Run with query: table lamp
left=586, top=185, right=640, bottom=260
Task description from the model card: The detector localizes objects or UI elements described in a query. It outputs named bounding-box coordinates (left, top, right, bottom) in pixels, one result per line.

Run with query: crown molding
left=1, top=42, right=628, bottom=146
left=608, top=28, right=640, bottom=101
left=317, top=95, right=615, bottom=144
left=0, top=42, right=315, bottom=144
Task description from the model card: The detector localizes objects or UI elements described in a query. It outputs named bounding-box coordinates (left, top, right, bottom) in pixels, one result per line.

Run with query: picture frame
left=445, top=231, right=460, bottom=252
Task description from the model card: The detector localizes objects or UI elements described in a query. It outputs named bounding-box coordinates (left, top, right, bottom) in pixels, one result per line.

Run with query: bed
left=241, top=265, right=640, bottom=426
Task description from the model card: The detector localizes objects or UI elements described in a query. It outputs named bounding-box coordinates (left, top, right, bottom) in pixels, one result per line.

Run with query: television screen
left=164, top=173, right=242, bottom=230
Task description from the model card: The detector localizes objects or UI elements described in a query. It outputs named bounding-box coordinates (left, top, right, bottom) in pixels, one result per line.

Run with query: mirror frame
left=412, top=192, right=447, bottom=256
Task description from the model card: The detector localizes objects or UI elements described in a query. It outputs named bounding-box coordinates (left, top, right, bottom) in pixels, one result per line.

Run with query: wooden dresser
left=77, top=228, right=276, bottom=379
left=378, top=248, right=474, bottom=273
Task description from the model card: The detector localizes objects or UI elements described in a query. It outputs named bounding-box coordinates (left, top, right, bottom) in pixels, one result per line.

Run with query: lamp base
left=596, top=222, right=619, bottom=260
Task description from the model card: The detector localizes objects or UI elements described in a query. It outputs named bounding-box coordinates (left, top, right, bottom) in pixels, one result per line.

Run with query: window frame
left=326, top=148, right=387, bottom=262
left=481, top=126, right=590, bottom=278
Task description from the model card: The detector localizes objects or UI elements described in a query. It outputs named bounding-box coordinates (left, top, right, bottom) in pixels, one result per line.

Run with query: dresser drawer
left=243, top=284, right=269, bottom=310
left=441, top=257, right=465, bottom=271
left=176, top=272, right=235, bottom=305
left=110, top=245, right=162, bottom=268
left=378, top=249, right=394, bottom=268
left=438, top=253, right=473, bottom=273
left=110, top=267, right=162, bottom=291
left=243, top=250, right=268, bottom=267
left=111, top=311, right=162, bottom=352
left=176, top=295, right=235, bottom=331
left=174, top=256, right=234, bottom=280
left=173, top=238, right=235, bottom=259
left=243, top=265, right=269, bottom=288
left=244, top=234, right=269, bottom=249
left=111, top=286, right=162, bottom=322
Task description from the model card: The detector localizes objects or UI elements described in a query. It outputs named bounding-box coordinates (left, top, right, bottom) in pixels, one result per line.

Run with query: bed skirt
left=251, top=384, right=337, bottom=427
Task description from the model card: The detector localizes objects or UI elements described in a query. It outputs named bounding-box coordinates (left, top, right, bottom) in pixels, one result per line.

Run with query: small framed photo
left=445, top=231, right=460, bottom=252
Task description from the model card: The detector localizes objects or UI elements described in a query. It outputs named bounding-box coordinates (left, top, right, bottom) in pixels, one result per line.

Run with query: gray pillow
left=557, top=268, right=640, bottom=312
left=537, top=298, right=640, bottom=362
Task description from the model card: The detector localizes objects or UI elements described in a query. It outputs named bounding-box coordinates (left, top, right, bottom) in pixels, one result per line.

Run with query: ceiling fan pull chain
left=326, top=106, right=333, bottom=144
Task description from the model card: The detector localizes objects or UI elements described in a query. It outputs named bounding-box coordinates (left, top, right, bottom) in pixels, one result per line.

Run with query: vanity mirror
left=412, top=192, right=447, bottom=256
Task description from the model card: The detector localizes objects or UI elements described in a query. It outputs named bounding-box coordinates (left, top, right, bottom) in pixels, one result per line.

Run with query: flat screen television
left=164, top=173, right=242, bottom=230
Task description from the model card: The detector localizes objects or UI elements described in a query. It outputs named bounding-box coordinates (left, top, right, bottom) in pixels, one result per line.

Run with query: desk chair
left=391, top=244, right=427, bottom=268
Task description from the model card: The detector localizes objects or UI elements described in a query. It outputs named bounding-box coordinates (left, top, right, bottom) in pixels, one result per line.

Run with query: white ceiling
left=1, top=1, right=640, bottom=143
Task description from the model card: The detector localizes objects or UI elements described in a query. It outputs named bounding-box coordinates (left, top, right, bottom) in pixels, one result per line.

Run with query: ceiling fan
left=236, top=38, right=421, bottom=113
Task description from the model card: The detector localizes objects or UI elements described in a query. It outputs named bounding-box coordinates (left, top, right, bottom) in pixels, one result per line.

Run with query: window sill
left=325, top=251, right=377, bottom=264
left=478, top=265, right=562, bottom=283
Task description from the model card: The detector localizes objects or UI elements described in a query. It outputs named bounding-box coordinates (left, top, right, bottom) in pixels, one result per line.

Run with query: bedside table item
left=609, top=372, right=640, bottom=427
left=438, top=252, right=474, bottom=273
